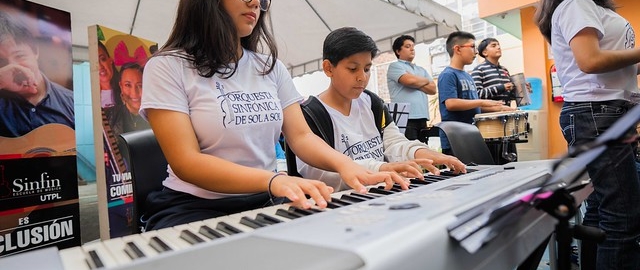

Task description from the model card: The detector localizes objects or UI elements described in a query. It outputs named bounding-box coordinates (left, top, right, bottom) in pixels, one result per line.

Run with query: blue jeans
left=560, top=101, right=640, bottom=270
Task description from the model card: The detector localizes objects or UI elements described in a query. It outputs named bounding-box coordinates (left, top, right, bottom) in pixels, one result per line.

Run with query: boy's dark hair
left=391, top=35, right=415, bottom=58
left=477, top=37, right=498, bottom=58
left=445, top=31, right=476, bottom=57
left=323, top=27, right=378, bottom=66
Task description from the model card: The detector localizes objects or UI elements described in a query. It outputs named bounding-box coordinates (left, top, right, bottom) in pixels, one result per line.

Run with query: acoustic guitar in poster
left=0, top=123, right=76, bottom=159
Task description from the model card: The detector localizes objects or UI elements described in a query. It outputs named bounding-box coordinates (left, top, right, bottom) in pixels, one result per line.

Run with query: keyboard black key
left=124, top=241, right=146, bottom=259
left=255, top=213, right=283, bottom=225
left=425, top=175, right=449, bottom=181
left=86, top=250, right=104, bottom=269
left=216, top=221, right=244, bottom=235
left=180, top=230, right=205, bottom=244
left=306, top=208, right=325, bottom=213
left=368, top=187, right=395, bottom=195
left=349, top=193, right=379, bottom=200
left=330, top=197, right=353, bottom=206
left=149, top=236, right=172, bottom=253
left=408, top=184, right=421, bottom=189
left=240, top=216, right=266, bottom=229
left=199, top=225, right=226, bottom=239
left=288, top=206, right=316, bottom=216
left=410, top=178, right=428, bottom=185
left=440, top=170, right=463, bottom=177
left=326, top=201, right=344, bottom=209
left=340, top=194, right=366, bottom=203
left=275, top=208, right=303, bottom=219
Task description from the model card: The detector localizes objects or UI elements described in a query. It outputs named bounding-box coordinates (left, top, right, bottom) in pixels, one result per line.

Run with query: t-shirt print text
left=625, top=22, right=635, bottom=49
left=341, top=134, right=384, bottom=161
left=215, top=82, right=282, bottom=128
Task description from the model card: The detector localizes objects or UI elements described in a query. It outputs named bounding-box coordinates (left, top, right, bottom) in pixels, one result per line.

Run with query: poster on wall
left=0, top=0, right=80, bottom=257
left=88, top=25, right=157, bottom=239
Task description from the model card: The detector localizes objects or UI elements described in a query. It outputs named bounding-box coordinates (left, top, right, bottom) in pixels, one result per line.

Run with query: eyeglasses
left=458, top=44, right=477, bottom=52
left=241, top=0, right=271, bottom=12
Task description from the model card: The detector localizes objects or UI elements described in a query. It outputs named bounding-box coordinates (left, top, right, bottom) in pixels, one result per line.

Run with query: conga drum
left=473, top=111, right=519, bottom=141
left=512, top=110, right=529, bottom=137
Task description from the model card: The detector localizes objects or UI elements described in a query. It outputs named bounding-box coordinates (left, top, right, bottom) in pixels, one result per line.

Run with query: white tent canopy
left=30, top=0, right=460, bottom=77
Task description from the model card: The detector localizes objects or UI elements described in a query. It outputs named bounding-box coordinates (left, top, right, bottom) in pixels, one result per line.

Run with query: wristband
left=267, top=172, right=286, bottom=205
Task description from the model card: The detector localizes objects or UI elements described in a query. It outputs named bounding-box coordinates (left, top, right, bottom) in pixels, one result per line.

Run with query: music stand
left=385, top=102, right=409, bottom=134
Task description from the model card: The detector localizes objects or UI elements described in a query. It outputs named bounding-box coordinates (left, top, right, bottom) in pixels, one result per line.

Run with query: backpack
left=285, top=90, right=393, bottom=176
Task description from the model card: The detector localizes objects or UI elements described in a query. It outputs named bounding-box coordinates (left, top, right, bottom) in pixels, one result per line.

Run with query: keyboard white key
left=200, top=214, right=250, bottom=236
left=81, top=241, right=119, bottom=269
left=188, top=220, right=227, bottom=240
left=101, top=234, right=157, bottom=264
left=138, top=228, right=190, bottom=253
left=59, top=246, right=90, bottom=270
left=172, top=223, right=208, bottom=245
left=120, top=233, right=159, bottom=259
left=101, top=237, right=135, bottom=264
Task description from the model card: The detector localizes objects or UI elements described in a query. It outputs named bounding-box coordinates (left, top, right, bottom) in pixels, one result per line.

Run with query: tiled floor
left=78, top=182, right=100, bottom=244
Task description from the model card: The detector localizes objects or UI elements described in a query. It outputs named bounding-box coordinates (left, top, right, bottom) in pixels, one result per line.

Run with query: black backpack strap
left=284, top=140, right=301, bottom=177
left=285, top=96, right=334, bottom=177
left=364, top=89, right=393, bottom=139
left=301, top=96, right=335, bottom=147
left=285, top=92, right=392, bottom=176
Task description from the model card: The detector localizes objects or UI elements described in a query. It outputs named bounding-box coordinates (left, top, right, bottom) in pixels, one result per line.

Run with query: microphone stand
left=536, top=189, right=574, bottom=270
left=533, top=184, right=603, bottom=270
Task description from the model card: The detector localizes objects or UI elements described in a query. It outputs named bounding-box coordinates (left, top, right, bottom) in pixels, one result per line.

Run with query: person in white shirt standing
left=536, top=0, right=640, bottom=269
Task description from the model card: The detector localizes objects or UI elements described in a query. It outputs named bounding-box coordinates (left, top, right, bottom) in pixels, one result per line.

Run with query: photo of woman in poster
left=94, top=25, right=157, bottom=237
left=98, top=41, right=120, bottom=109
left=108, top=62, right=150, bottom=135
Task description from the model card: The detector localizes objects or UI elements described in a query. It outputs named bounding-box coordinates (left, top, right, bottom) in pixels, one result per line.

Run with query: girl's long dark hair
left=159, top=0, right=278, bottom=78
left=534, top=0, right=617, bottom=45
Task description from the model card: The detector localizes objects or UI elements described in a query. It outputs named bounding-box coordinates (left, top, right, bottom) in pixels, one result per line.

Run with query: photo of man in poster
left=0, top=1, right=80, bottom=257
left=0, top=10, right=74, bottom=139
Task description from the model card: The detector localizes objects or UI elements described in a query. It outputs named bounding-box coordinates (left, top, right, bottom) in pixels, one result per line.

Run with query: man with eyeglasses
left=437, top=31, right=511, bottom=156
left=386, top=35, right=436, bottom=142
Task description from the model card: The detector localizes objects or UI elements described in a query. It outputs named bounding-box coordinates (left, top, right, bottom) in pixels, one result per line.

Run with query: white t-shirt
left=141, top=49, right=303, bottom=199
left=297, top=92, right=429, bottom=191
left=551, top=0, right=639, bottom=102
left=101, top=89, right=115, bottom=108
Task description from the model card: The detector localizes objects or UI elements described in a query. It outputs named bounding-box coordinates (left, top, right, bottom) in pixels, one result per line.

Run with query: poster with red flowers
left=88, top=25, right=157, bottom=239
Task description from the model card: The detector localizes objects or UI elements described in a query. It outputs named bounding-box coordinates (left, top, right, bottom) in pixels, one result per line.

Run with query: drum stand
left=501, top=138, right=517, bottom=162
